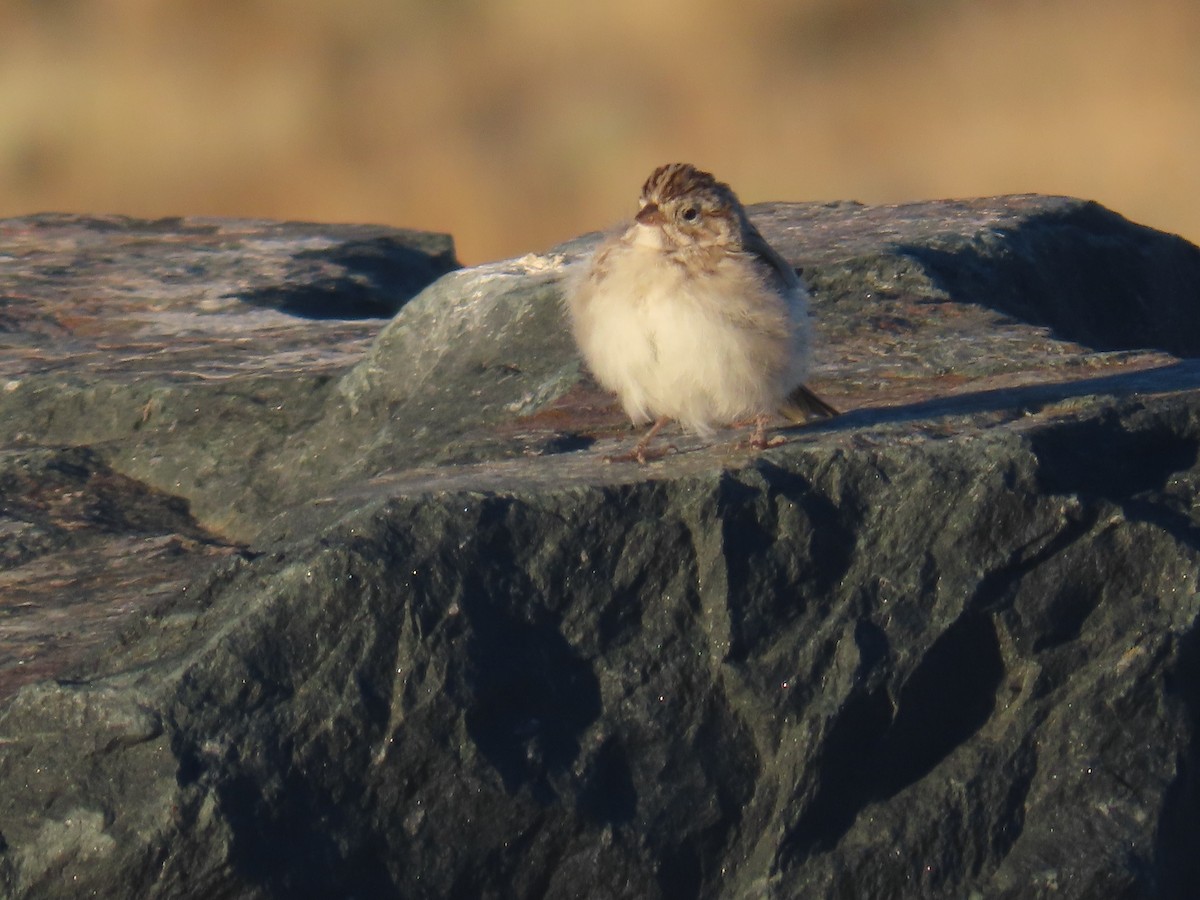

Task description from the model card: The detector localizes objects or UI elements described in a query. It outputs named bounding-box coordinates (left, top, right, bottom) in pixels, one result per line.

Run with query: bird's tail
left=780, top=384, right=840, bottom=423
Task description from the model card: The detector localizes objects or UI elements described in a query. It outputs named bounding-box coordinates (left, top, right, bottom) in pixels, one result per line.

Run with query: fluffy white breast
left=566, top=236, right=810, bottom=433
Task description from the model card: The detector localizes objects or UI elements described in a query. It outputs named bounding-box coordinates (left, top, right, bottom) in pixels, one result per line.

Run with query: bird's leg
left=749, top=414, right=769, bottom=450
left=605, top=416, right=675, bottom=464
left=746, top=413, right=785, bottom=451
left=634, top=416, right=672, bottom=462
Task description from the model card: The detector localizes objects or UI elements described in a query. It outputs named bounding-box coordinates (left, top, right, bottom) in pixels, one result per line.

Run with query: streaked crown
left=640, top=163, right=741, bottom=212
left=634, top=162, right=750, bottom=248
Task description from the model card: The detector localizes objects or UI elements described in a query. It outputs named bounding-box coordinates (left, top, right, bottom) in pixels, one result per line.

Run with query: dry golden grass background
left=2, top=0, right=1197, bottom=264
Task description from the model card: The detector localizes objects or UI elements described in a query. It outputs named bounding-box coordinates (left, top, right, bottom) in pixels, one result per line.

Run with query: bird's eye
left=681, top=207, right=699, bottom=222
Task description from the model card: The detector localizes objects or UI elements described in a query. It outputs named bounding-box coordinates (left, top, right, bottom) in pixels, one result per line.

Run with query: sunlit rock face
left=2, top=199, right=1200, bottom=899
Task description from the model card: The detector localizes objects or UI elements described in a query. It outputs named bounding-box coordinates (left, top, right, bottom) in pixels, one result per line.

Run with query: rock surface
left=1, top=198, right=1199, bottom=898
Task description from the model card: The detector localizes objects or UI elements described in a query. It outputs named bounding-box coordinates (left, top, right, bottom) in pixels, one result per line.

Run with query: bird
left=563, top=162, right=836, bottom=462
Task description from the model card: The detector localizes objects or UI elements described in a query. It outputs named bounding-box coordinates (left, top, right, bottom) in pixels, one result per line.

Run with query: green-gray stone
left=1, top=200, right=1199, bottom=898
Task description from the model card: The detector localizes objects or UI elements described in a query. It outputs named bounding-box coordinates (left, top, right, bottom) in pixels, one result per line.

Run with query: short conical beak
left=636, top=202, right=666, bottom=226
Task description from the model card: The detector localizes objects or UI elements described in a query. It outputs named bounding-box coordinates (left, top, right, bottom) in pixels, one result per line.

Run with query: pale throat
left=630, top=222, right=668, bottom=250
left=629, top=222, right=725, bottom=253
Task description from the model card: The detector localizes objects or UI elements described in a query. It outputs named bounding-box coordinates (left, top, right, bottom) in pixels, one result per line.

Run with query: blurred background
left=1, top=0, right=1197, bottom=264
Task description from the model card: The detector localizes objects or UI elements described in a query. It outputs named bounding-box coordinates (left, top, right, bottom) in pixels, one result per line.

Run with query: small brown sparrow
left=565, top=162, right=836, bottom=462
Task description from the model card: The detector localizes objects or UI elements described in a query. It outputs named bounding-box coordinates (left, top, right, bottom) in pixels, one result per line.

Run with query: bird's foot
left=603, top=415, right=674, bottom=464
left=746, top=434, right=787, bottom=451
left=604, top=442, right=678, bottom=464
left=743, top=414, right=785, bottom=451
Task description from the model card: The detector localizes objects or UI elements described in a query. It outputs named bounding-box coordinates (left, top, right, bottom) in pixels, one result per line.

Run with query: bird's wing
left=742, top=220, right=802, bottom=294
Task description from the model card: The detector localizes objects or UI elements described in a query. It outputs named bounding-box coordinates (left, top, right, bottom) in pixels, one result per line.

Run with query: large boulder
left=1, top=198, right=1199, bottom=898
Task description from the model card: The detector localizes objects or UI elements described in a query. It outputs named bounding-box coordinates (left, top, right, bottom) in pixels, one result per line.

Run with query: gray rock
left=1, top=199, right=1199, bottom=898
